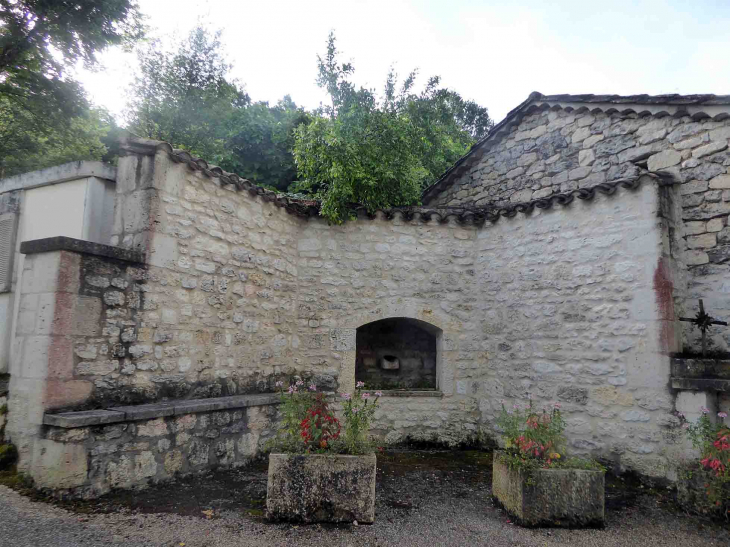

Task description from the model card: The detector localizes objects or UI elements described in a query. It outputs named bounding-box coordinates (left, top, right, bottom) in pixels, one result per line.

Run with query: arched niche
left=355, top=317, right=442, bottom=390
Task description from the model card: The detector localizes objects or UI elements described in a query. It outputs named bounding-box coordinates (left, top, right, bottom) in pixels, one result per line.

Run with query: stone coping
left=43, top=393, right=280, bottom=428
left=0, top=160, right=116, bottom=192
left=20, top=236, right=145, bottom=263
left=376, top=390, right=443, bottom=398
left=671, top=378, right=730, bottom=392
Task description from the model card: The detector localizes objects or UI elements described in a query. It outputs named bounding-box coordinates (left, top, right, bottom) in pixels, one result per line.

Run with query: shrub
left=269, top=379, right=382, bottom=455
left=496, top=400, right=603, bottom=474
left=682, top=409, right=730, bottom=516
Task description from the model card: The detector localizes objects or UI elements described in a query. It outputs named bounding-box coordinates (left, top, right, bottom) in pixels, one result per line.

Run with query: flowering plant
left=496, top=400, right=603, bottom=474
left=682, top=408, right=730, bottom=514
left=269, top=379, right=382, bottom=455
left=338, top=382, right=383, bottom=454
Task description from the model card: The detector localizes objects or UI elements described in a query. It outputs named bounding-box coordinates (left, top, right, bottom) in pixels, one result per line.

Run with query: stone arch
left=334, top=304, right=456, bottom=395
left=355, top=317, right=441, bottom=390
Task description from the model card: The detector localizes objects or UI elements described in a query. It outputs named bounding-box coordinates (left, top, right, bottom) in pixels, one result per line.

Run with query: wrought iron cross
left=679, top=299, right=728, bottom=357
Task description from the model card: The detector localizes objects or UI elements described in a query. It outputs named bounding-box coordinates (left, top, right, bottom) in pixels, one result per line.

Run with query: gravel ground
left=0, top=450, right=727, bottom=547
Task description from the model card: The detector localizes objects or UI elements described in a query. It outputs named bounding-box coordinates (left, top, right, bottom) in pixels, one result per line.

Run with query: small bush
left=0, top=443, right=18, bottom=471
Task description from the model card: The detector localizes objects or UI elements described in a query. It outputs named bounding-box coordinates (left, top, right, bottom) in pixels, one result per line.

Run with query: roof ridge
left=421, top=91, right=730, bottom=204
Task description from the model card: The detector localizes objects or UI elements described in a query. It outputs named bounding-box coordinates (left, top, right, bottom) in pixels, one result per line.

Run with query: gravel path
left=0, top=450, right=727, bottom=547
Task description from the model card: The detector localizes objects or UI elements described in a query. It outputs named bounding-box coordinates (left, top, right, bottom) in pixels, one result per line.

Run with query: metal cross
left=679, top=299, right=728, bottom=357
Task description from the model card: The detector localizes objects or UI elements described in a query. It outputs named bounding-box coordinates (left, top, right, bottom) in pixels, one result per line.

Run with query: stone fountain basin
left=670, top=357, right=730, bottom=391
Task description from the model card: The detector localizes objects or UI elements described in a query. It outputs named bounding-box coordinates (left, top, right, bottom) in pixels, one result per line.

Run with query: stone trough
left=492, top=454, right=605, bottom=528
left=266, top=453, right=377, bottom=523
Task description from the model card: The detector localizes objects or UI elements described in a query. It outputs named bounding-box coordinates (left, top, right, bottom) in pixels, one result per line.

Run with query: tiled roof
left=421, top=91, right=730, bottom=204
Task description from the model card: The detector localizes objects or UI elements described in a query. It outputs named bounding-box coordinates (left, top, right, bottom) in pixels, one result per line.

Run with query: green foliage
left=337, top=383, right=381, bottom=455
left=0, top=97, right=113, bottom=177
left=0, top=443, right=17, bottom=471
left=126, top=26, right=249, bottom=163
left=292, top=32, right=493, bottom=223
left=682, top=410, right=730, bottom=513
left=268, top=380, right=381, bottom=455
left=126, top=25, right=309, bottom=191
left=496, top=401, right=603, bottom=473
left=224, top=97, right=312, bottom=190
left=0, top=0, right=142, bottom=178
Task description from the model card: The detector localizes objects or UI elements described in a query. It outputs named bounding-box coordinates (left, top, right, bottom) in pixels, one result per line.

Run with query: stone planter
left=492, top=452, right=605, bottom=527
left=677, top=466, right=730, bottom=519
left=266, top=453, right=377, bottom=523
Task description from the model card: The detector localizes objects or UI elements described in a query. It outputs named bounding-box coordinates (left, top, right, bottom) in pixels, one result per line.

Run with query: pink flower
left=356, top=381, right=365, bottom=388
left=288, top=386, right=296, bottom=394
left=341, top=392, right=351, bottom=400
left=275, top=380, right=283, bottom=388
left=554, top=403, right=561, bottom=409
left=682, top=423, right=690, bottom=429
left=295, top=379, right=304, bottom=387
left=719, top=412, right=728, bottom=419
left=375, top=391, right=383, bottom=397
left=309, top=384, right=317, bottom=391
left=701, top=407, right=710, bottom=414
left=362, top=393, right=370, bottom=399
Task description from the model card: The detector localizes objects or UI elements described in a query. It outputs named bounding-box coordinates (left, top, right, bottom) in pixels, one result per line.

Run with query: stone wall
left=4, top=134, right=698, bottom=492
left=37, top=403, right=277, bottom=497
left=427, top=106, right=730, bottom=357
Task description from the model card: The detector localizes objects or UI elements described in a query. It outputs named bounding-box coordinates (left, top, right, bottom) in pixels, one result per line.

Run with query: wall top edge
left=0, top=161, right=116, bottom=194
left=19, top=236, right=145, bottom=264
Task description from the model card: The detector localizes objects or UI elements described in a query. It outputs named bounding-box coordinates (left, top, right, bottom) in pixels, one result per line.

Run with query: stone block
left=266, top=453, right=377, bottom=523
left=693, top=140, right=728, bottom=159
left=680, top=180, right=708, bottom=195
left=578, top=149, right=595, bottom=166
left=43, top=409, right=124, bottom=428
left=685, top=250, right=709, bottom=266
left=31, top=440, right=88, bottom=489
left=492, top=455, right=604, bottom=527
left=686, top=233, right=717, bottom=250
left=709, top=174, right=730, bottom=189
left=648, top=150, right=681, bottom=171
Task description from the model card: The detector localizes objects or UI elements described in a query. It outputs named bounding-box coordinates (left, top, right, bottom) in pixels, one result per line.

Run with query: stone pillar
left=6, top=248, right=91, bottom=473
left=5, top=237, right=142, bottom=485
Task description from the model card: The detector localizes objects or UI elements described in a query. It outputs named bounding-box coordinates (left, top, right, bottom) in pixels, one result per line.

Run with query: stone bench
left=43, top=393, right=280, bottom=428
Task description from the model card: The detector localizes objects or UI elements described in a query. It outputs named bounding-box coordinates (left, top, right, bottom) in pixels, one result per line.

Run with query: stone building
left=1, top=92, right=729, bottom=497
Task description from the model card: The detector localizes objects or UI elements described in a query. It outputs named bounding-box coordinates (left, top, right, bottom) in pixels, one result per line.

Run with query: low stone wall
left=36, top=395, right=278, bottom=498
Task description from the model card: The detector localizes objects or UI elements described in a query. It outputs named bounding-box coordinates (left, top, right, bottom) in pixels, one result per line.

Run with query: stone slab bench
left=376, top=390, right=443, bottom=398
left=43, top=393, right=280, bottom=428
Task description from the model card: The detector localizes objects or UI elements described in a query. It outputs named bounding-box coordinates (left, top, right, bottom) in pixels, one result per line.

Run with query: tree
left=293, top=32, right=493, bottom=223
left=1, top=0, right=143, bottom=115
left=126, top=26, right=249, bottom=164
left=0, top=99, right=112, bottom=177
left=224, top=96, right=311, bottom=190
left=0, top=0, right=143, bottom=178
left=126, top=25, right=310, bottom=190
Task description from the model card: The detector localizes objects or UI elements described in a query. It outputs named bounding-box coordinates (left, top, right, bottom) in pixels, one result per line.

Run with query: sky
left=79, top=0, right=730, bottom=125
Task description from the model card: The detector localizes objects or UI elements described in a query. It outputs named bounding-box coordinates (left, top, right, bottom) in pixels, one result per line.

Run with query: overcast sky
left=79, top=0, right=730, bottom=124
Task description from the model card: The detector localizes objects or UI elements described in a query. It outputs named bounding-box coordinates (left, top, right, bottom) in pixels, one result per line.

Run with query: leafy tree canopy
left=126, top=25, right=309, bottom=191
left=293, top=32, right=492, bottom=223
left=0, top=0, right=143, bottom=178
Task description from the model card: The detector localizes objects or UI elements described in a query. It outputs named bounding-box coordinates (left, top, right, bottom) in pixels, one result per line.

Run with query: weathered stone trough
left=266, top=453, right=377, bottom=523
left=670, top=357, right=730, bottom=391
left=492, top=454, right=605, bottom=527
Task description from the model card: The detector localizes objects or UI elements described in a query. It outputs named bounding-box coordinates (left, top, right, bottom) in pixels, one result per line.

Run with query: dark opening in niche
left=356, top=317, right=438, bottom=390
